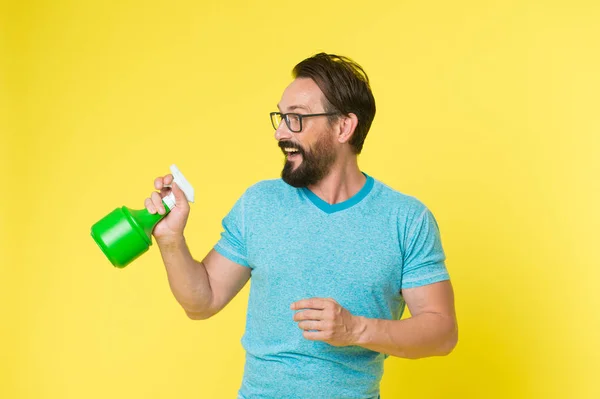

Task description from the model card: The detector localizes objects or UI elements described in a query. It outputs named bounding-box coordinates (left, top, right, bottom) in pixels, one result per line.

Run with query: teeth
left=284, top=148, right=299, bottom=153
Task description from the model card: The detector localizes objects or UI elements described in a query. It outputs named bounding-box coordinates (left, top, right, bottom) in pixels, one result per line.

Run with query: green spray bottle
left=90, top=164, right=195, bottom=268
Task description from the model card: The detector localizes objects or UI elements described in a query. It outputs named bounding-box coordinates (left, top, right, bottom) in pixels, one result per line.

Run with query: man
left=145, top=53, right=458, bottom=399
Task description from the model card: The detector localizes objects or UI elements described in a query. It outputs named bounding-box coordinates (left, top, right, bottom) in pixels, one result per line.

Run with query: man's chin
left=283, top=155, right=303, bottom=171
left=282, top=166, right=307, bottom=188
left=282, top=176, right=307, bottom=188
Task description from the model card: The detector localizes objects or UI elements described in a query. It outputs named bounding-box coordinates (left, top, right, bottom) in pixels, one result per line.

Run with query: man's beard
left=280, top=133, right=337, bottom=188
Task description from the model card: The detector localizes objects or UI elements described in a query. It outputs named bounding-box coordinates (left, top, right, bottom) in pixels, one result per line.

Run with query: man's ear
left=337, top=113, right=359, bottom=144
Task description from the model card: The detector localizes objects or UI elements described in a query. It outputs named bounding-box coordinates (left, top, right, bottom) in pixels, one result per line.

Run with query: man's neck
left=306, top=157, right=366, bottom=205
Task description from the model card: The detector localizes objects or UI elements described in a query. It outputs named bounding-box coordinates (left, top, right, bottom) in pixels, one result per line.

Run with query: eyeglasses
left=270, top=111, right=339, bottom=133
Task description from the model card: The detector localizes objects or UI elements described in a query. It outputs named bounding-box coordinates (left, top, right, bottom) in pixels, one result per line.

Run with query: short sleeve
left=214, top=193, right=250, bottom=268
left=401, top=206, right=449, bottom=289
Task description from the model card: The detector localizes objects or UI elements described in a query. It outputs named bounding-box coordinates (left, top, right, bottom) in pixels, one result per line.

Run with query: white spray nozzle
left=162, top=164, right=195, bottom=210
left=169, top=164, right=195, bottom=202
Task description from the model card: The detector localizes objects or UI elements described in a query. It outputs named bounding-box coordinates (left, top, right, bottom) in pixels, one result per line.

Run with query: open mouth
left=282, top=147, right=302, bottom=160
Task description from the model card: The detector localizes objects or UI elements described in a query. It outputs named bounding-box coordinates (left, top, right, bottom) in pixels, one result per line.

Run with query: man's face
left=275, top=78, right=338, bottom=188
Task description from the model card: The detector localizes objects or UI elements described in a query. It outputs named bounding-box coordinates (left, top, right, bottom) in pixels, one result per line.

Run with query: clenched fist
left=291, top=297, right=366, bottom=347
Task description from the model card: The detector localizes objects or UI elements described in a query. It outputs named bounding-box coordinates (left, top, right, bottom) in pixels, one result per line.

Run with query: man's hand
left=291, top=298, right=365, bottom=347
left=145, top=175, right=190, bottom=241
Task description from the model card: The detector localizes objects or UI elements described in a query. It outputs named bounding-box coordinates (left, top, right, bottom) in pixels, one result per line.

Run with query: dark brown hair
left=293, top=53, right=376, bottom=154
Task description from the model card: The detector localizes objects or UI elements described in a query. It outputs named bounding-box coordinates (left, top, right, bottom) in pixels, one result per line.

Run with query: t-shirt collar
left=300, top=172, right=374, bottom=214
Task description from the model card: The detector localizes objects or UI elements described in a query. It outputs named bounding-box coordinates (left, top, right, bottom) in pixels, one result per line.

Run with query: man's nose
left=274, top=120, right=293, bottom=141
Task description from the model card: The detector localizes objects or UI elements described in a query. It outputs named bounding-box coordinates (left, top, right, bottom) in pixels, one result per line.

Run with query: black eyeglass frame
left=270, top=111, right=340, bottom=133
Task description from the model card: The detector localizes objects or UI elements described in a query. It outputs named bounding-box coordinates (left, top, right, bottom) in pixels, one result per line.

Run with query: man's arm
left=146, top=173, right=251, bottom=320
left=354, top=280, right=458, bottom=359
left=157, top=236, right=251, bottom=320
left=292, top=280, right=457, bottom=359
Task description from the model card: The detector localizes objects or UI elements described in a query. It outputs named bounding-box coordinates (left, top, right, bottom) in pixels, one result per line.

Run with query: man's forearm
left=354, top=313, right=458, bottom=359
left=156, top=235, right=214, bottom=318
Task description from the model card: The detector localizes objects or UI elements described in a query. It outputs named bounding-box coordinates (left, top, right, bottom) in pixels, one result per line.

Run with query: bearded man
left=145, top=53, right=458, bottom=399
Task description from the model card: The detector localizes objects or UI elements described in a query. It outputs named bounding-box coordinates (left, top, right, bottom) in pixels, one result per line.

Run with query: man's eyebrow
left=277, top=104, right=310, bottom=112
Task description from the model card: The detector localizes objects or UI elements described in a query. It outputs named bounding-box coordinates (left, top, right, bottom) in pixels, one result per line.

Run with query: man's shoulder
left=368, top=178, right=437, bottom=232
left=240, top=178, right=293, bottom=201
left=370, top=176, right=428, bottom=212
left=245, top=178, right=287, bottom=193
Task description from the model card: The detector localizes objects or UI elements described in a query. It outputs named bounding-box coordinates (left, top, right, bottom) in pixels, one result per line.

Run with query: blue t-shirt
left=214, top=173, right=449, bottom=399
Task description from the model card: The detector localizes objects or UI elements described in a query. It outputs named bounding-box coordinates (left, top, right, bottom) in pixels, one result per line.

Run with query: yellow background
left=2, top=0, right=599, bottom=398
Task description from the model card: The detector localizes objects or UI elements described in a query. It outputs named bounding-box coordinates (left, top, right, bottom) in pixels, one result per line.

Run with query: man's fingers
left=171, top=182, right=191, bottom=208
left=291, top=298, right=329, bottom=310
left=293, top=309, right=323, bottom=321
left=171, top=181, right=183, bottom=201
left=302, top=331, right=326, bottom=341
left=151, top=191, right=165, bottom=215
left=154, top=174, right=174, bottom=190
left=144, top=198, right=156, bottom=214
left=297, top=320, right=323, bottom=331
